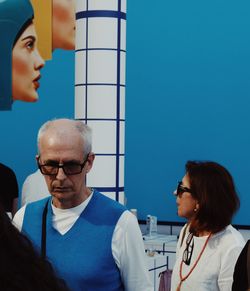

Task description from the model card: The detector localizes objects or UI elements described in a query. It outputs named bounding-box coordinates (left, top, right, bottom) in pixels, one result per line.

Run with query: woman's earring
left=194, top=204, right=199, bottom=212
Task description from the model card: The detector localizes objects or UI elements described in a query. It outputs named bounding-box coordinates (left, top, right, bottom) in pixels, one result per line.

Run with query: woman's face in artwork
left=12, top=23, right=45, bottom=102
left=52, top=0, right=75, bottom=50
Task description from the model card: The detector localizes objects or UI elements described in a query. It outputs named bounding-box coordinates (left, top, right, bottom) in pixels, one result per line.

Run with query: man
left=14, top=118, right=152, bottom=291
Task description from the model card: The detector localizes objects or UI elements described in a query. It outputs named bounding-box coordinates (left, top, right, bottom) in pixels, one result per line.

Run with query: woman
left=0, top=0, right=44, bottom=110
left=171, top=161, right=245, bottom=291
left=0, top=203, right=68, bottom=290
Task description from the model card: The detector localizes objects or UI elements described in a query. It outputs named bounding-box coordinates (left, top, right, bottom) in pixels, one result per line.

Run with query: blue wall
left=1, top=1, right=250, bottom=226
left=125, top=0, right=250, bottom=225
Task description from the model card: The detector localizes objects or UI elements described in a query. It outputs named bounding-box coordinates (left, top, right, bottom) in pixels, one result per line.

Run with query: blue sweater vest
left=22, top=190, right=126, bottom=291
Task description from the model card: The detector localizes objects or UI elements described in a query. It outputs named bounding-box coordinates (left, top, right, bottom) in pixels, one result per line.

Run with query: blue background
left=125, top=0, right=250, bottom=225
left=1, top=1, right=250, bottom=225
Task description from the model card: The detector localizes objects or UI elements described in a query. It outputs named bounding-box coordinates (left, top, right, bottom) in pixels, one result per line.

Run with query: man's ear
left=35, top=154, right=39, bottom=161
left=86, top=152, right=95, bottom=173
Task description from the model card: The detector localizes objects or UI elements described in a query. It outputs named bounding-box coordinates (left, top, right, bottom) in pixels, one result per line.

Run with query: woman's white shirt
left=171, top=224, right=245, bottom=291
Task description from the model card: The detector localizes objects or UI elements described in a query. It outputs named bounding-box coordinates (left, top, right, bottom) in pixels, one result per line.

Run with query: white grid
left=75, top=0, right=126, bottom=203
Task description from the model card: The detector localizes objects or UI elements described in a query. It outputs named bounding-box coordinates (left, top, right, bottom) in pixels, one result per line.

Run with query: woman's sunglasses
left=182, top=232, right=194, bottom=265
left=174, top=181, right=192, bottom=198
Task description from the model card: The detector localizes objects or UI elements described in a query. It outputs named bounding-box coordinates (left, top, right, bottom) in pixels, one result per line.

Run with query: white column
left=75, top=0, right=126, bottom=204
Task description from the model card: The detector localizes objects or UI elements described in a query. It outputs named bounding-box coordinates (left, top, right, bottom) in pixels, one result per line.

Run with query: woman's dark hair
left=0, top=203, right=68, bottom=291
left=13, top=17, right=33, bottom=47
left=186, top=161, right=240, bottom=235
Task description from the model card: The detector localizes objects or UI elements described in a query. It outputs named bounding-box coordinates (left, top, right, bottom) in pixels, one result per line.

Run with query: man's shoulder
left=29, top=196, right=50, bottom=204
left=94, top=190, right=127, bottom=210
left=25, top=196, right=51, bottom=212
left=14, top=197, right=50, bottom=223
left=90, top=190, right=127, bottom=223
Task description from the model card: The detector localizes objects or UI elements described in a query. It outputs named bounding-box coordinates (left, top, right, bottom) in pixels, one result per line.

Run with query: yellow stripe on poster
left=31, top=0, right=52, bottom=60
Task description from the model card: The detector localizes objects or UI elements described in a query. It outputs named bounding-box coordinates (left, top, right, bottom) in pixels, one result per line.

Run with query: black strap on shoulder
left=247, top=240, right=250, bottom=289
left=41, top=200, right=49, bottom=259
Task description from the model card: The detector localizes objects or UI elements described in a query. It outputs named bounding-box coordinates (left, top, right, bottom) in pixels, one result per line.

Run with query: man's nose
left=56, top=167, right=67, bottom=180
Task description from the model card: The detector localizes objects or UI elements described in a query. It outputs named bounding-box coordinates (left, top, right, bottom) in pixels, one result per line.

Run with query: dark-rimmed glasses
left=182, top=232, right=194, bottom=265
left=174, top=181, right=192, bottom=198
left=37, top=154, right=89, bottom=176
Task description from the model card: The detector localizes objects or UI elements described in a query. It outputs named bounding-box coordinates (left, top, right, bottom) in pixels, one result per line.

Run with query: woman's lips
left=33, top=75, right=41, bottom=90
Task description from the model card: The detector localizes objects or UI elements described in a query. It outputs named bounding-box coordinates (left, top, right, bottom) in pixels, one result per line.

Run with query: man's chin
left=51, top=191, right=72, bottom=198
left=52, top=187, right=72, bottom=193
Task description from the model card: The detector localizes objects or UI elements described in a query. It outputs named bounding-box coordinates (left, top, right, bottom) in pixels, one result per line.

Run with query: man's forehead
left=39, top=132, right=84, bottom=155
left=42, top=124, right=80, bottom=138
left=39, top=148, right=84, bottom=162
left=40, top=128, right=83, bottom=145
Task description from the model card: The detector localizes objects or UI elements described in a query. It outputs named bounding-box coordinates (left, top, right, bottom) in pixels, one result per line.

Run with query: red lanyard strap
left=178, top=233, right=212, bottom=290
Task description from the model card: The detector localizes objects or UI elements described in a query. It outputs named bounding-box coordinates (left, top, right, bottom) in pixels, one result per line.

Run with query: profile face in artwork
left=0, top=0, right=45, bottom=110
left=52, top=0, right=75, bottom=50
left=12, top=22, right=45, bottom=102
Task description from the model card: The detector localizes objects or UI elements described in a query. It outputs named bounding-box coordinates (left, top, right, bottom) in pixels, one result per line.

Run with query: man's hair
left=186, top=160, right=240, bottom=235
left=37, top=119, right=92, bottom=156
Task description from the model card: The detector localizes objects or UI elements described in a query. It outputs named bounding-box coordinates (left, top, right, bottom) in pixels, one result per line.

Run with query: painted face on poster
left=12, top=23, right=45, bottom=103
left=52, top=0, right=75, bottom=50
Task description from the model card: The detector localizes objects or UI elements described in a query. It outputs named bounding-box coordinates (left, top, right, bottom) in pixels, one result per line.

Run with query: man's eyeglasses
left=182, top=232, right=194, bottom=265
left=38, top=154, right=90, bottom=176
left=174, top=181, right=192, bottom=198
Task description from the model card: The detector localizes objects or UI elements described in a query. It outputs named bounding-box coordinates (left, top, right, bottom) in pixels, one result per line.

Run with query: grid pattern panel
left=75, top=0, right=126, bottom=204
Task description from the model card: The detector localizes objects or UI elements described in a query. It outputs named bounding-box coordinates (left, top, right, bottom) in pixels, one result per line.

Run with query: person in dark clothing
left=232, top=240, right=250, bottom=291
left=0, top=163, right=19, bottom=216
left=0, top=203, right=68, bottom=291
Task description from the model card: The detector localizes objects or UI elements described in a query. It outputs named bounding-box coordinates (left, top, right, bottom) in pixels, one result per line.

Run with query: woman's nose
left=34, top=49, right=45, bottom=69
